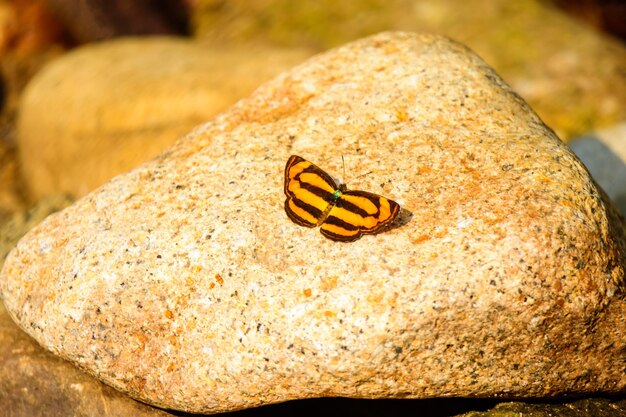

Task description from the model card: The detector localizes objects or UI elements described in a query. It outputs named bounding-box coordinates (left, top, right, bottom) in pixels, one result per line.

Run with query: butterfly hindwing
left=284, top=155, right=400, bottom=241
left=320, top=191, right=400, bottom=242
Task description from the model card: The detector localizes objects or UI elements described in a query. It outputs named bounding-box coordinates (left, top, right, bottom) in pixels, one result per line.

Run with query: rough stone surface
left=1, top=32, right=625, bottom=414
left=0, top=303, right=178, bottom=417
left=17, top=36, right=311, bottom=199
left=2, top=206, right=621, bottom=417
left=1, top=195, right=174, bottom=416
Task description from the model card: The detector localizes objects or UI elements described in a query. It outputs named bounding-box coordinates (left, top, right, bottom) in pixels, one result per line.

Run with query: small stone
left=1, top=32, right=625, bottom=414
left=570, top=122, right=626, bottom=215
left=462, top=398, right=626, bottom=417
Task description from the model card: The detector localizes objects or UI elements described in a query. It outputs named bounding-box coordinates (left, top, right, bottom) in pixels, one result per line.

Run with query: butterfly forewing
left=284, top=155, right=339, bottom=227
left=284, top=155, right=400, bottom=241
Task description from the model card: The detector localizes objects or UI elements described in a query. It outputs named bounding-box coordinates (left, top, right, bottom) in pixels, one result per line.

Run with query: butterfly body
left=284, top=155, right=400, bottom=242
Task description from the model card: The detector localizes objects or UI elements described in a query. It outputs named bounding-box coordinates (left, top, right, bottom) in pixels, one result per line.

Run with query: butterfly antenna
left=342, top=155, right=347, bottom=186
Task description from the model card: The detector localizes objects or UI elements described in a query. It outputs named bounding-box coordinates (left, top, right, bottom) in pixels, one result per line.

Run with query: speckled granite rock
left=1, top=195, right=175, bottom=416
left=0, top=302, right=177, bottom=417
left=1, top=32, right=625, bottom=414
left=17, top=36, right=311, bottom=199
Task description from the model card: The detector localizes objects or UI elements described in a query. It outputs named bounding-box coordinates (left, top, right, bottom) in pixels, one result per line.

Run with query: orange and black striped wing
left=284, top=155, right=339, bottom=227
left=320, top=190, right=400, bottom=242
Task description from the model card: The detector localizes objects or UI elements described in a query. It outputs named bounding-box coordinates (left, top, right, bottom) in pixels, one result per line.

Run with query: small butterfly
left=284, top=155, right=400, bottom=242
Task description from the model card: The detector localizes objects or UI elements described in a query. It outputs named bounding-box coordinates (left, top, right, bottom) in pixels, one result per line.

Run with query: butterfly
left=284, top=155, right=400, bottom=242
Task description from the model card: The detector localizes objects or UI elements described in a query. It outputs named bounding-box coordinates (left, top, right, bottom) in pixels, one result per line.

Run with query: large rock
left=17, top=37, right=311, bottom=199
left=1, top=32, right=625, bottom=414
